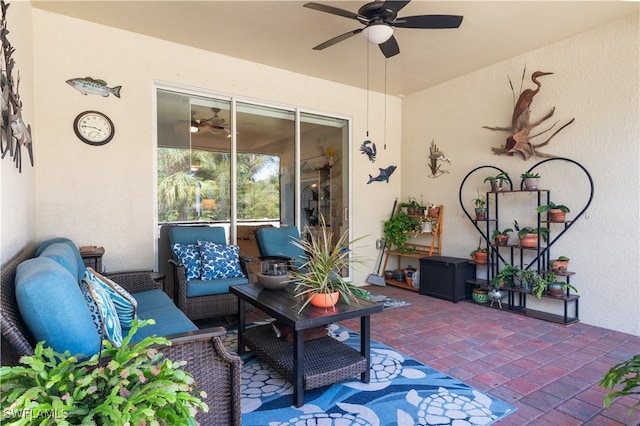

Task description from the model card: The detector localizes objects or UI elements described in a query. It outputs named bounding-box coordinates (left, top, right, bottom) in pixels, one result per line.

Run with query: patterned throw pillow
left=171, top=243, right=202, bottom=281
left=83, top=267, right=138, bottom=329
left=198, top=240, right=245, bottom=280
left=80, top=279, right=123, bottom=347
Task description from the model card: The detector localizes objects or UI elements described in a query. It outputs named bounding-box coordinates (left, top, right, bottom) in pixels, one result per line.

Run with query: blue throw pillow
left=83, top=268, right=137, bottom=329
left=198, top=240, right=244, bottom=280
left=80, top=279, right=123, bottom=347
left=171, top=243, right=202, bottom=281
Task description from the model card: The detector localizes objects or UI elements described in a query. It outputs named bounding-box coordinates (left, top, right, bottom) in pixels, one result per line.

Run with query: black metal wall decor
left=1, top=1, right=33, bottom=172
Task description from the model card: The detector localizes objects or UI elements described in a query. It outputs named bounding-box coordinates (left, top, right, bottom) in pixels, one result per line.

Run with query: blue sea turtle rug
left=222, top=322, right=516, bottom=425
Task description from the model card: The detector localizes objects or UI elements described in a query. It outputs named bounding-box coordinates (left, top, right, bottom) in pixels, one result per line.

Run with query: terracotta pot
left=548, top=209, right=567, bottom=222
left=428, top=207, right=439, bottom=218
left=550, top=259, right=570, bottom=272
left=519, top=233, right=538, bottom=248
left=473, top=251, right=488, bottom=264
left=494, top=235, right=509, bottom=246
left=308, top=291, right=340, bottom=308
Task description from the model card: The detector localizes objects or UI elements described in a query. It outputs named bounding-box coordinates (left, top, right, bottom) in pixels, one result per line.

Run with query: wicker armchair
left=1, top=245, right=241, bottom=426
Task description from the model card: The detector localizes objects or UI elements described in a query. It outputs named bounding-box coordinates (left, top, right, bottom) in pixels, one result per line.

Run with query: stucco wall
left=29, top=8, right=401, bottom=284
left=401, top=14, right=640, bottom=334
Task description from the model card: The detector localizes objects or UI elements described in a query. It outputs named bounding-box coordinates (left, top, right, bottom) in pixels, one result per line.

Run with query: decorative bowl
left=257, top=272, right=289, bottom=290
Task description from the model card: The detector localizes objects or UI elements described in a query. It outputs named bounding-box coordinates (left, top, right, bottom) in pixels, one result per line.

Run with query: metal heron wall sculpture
left=483, top=67, right=574, bottom=160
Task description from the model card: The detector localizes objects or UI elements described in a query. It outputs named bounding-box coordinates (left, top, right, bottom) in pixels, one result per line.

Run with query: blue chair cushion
left=83, top=267, right=138, bottom=329
left=126, top=289, right=197, bottom=342
left=35, top=238, right=85, bottom=281
left=198, top=240, right=244, bottom=280
left=171, top=243, right=202, bottom=281
left=185, top=277, right=248, bottom=297
left=15, top=257, right=101, bottom=357
left=169, top=226, right=226, bottom=246
left=37, top=242, right=80, bottom=281
left=80, top=278, right=123, bottom=347
left=256, top=227, right=307, bottom=270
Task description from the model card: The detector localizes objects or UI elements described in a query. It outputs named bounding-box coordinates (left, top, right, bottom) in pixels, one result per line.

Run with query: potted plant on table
left=290, top=216, right=368, bottom=313
left=0, top=320, right=209, bottom=424
left=484, top=172, right=509, bottom=192
left=383, top=211, right=419, bottom=254
left=491, top=228, right=513, bottom=246
left=536, top=201, right=570, bottom=222
left=521, top=171, right=541, bottom=190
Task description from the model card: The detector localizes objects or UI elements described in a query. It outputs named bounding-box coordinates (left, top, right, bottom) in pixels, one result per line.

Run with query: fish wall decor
left=1, top=0, right=34, bottom=172
left=367, top=165, right=396, bottom=184
left=66, top=77, right=122, bottom=98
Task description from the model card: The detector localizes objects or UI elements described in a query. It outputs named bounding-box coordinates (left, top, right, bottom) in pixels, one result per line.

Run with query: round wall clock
left=73, top=110, right=115, bottom=146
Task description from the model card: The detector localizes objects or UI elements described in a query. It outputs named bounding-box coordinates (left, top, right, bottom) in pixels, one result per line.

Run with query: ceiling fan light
left=190, top=125, right=199, bottom=133
left=362, top=24, right=393, bottom=44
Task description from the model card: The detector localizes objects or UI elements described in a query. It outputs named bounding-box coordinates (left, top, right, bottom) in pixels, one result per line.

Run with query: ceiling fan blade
left=390, top=14, right=463, bottom=29
left=313, top=28, right=363, bottom=50
left=381, top=0, right=412, bottom=15
left=303, top=2, right=360, bottom=20
left=379, top=35, right=400, bottom=58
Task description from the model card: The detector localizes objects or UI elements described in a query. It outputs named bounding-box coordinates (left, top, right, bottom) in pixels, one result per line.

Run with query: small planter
left=494, top=235, right=509, bottom=246
left=472, top=288, right=489, bottom=304
left=384, top=270, right=394, bottom=280
left=550, top=259, right=570, bottom=272
left=548, top=209, right=567, bottom=222
left=519, top=233, right=538, bottom=248
left=475, top=207, right=487, bottom=221
left=523, top=177, right=540, bottom=190
left=489, top=181, right=503, bottom=192
left=547, top=283, right=565, bottom=297
left=473, top=251, right=488, bottom=265
left=427, top=207, right=439, bottom=218
left=308, top=291, right=340, bottom=308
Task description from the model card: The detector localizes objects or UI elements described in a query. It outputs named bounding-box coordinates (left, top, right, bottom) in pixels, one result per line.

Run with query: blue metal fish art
left=367, top=165, right=397, bottom=184
left=359, top=139, right=377, bottom=163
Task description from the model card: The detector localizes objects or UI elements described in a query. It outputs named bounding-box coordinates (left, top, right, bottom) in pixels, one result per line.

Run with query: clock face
left=73, top=111, right=114, bottom=145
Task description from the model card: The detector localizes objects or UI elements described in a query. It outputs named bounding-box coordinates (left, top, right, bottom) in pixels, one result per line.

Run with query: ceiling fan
left=191, top=108, right=230, bottom=135
left=304, top=0, right=463, bottom=58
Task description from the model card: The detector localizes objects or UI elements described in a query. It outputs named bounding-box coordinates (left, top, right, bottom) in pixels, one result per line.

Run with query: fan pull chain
left=384, top=58, right=387, bottom=150
left=366, top=42, right=370, bottom=139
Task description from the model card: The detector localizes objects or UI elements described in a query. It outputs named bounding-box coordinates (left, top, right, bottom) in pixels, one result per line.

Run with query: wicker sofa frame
left=1, top=244, right=242, bottom=426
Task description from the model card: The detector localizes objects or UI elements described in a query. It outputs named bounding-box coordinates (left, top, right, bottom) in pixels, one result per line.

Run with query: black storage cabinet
left=419, top=256, right=474, bottom=303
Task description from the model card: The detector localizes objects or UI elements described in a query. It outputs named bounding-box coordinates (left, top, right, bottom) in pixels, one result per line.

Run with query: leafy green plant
left=490, top=263, right=520, bottom=289
left=516, top=268, right=546, bottom=295
left=520, top=171, right=540, bottom=179
left=517, top=226, right=550, bottom=243
left=600, top=353, right=640, bottom=415
left=383, top=211, right=419, bottom=253
left=491, top=228, right=513, bottom=239
left=484, top=172, right=509, bottom=183
left=545, top=273, right=578, bottom=295
left=472, top=194, right=486, bottom=209
left=536, top=201, right=570, bottom=213
left=0, top=319, right=208, bottom=425
left=290, top=215, right=368, bottom=313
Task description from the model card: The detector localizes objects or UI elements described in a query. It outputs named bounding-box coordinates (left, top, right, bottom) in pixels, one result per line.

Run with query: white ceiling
left=33, top=1, right=638, bottom=96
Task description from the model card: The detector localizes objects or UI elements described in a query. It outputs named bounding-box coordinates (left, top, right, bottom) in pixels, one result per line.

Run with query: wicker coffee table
left=230, top=283, right=382, bottom=407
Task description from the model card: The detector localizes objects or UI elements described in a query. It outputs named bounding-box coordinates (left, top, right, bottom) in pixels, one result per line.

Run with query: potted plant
left=383, top=211, right=419, bottom=253
left=490, top=263, right=520, bottom=289
left=420, top=216, right=437, bottom=233
left=426, top=203, right=440, bottom=218
left=549, top=255, right=570, bottom=272
left=521, top=171, right=541, bottom=190
left=0, top=320, right=209, bottom=424
left=470, top=238, right=488, bottom=264
left=545, top=272, right=578, bottom=297
left=600, top=354, right=640, bottom=415
left=290, top=216, right=368, bottom=313
left=517, top=226, right=549, bottom=248
left=472, top=194, right=487, bottom=221
left=491, top=228, right=513, bottom=246
left=517, top=268, right=546, bottom=294
left=536, top=201, right=570, bottom=222
left=484, top=171, right=509, bottom=192
left=406, top=197, right=421, bottom=215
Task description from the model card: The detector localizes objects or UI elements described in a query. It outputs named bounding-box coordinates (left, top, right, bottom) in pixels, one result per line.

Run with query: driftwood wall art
left=483, top=67, right=574, bottom=160
left=1, top=1, right=33, bottom=172
left=428, top=139, right=450, bottom=178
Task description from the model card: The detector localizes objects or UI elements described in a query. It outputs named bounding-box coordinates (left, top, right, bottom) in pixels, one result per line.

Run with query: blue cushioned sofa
left=1, top=238, right=241, bottom=425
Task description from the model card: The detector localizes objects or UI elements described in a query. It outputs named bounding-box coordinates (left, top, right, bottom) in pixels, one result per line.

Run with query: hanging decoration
left=367, top=165, right=396, bottom=184
left=428, top=139, right=451, bottom=178
left=359, top=140, right=376, bottom=163
left=1, top=0, right=34, bottom=172
left=483, top=66, right=574, bottom=160
left=66, top=77, right=122, bottom=98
